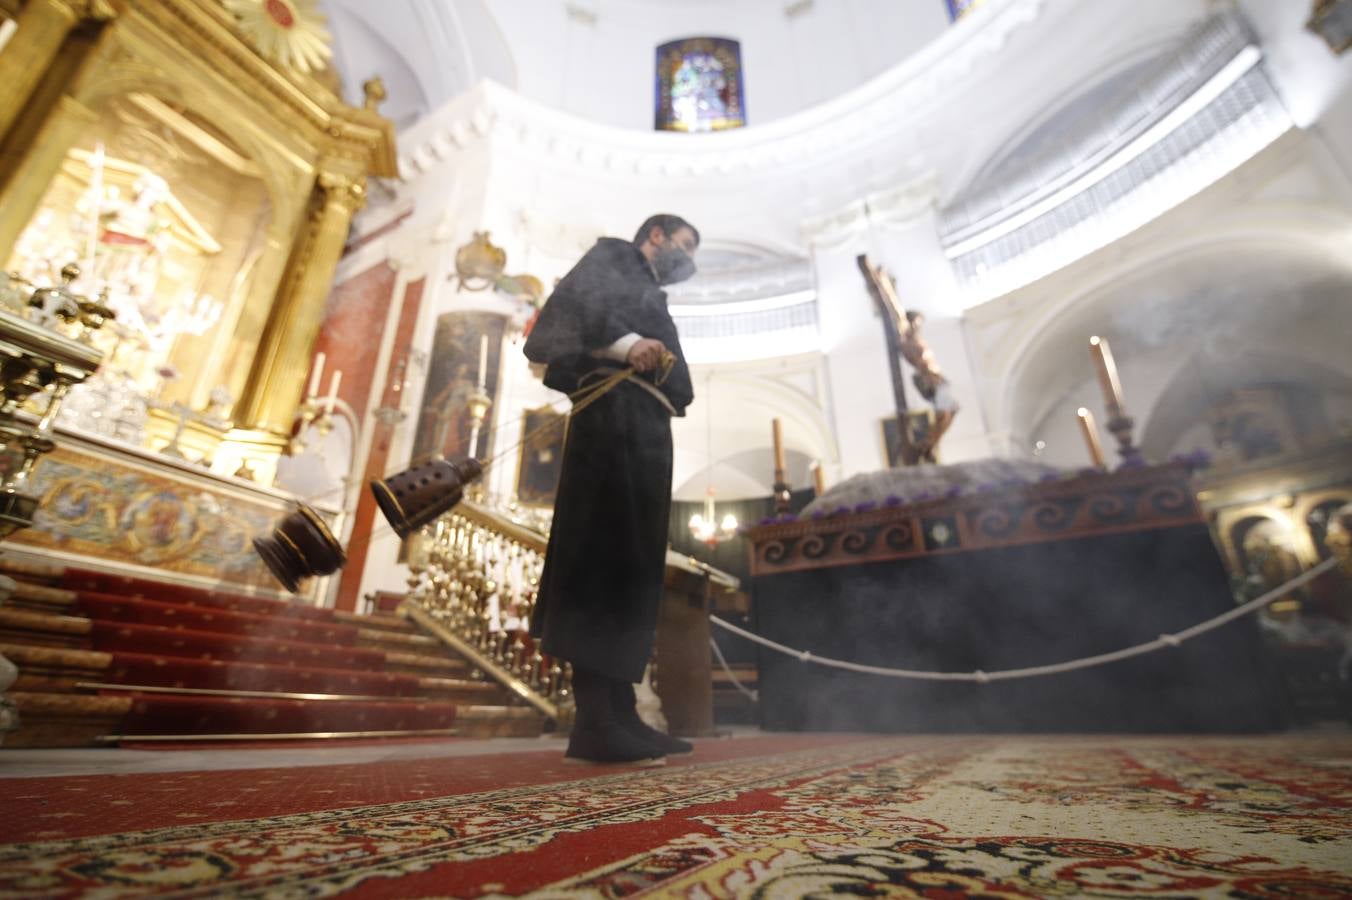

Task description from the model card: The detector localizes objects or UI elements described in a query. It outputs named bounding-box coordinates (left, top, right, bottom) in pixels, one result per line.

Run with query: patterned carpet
left=2, top=734, right=1350, bottom=898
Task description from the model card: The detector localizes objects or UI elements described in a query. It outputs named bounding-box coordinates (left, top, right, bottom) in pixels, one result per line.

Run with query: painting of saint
left=410, top=312, right=506, bottom=465
left=515, top=407, right=568, bottom=507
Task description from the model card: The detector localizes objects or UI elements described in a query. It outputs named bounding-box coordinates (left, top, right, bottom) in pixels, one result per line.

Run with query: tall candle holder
left=1088, top=335, right=1143, bottom=466
left=1105, top=411, right=1144, bottom=467
left=0, top=265, right=108, bottom=539
left=465, top=388, right=493, bottom=456
left=770, top=417, right=792, bottom=513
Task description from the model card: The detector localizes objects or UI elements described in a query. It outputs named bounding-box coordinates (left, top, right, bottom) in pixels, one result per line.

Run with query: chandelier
left=689, top=487, right=738, bottom=546
left=687, top=374, right=738, bottom=546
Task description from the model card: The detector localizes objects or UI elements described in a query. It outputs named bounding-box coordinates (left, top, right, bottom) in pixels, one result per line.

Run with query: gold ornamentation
left=452, top=232, right=545, bottom=304
left=1, top=0, right=395, bottom=477
left=223, top=0, right=333, bottom=74
left=1325, top=502, right=1352, bottom=575
left=362, top=77, right=387, bottom=112
left=1308, top=0, right=1351, bottom=54
left=454, top=232, right=509, bottom=291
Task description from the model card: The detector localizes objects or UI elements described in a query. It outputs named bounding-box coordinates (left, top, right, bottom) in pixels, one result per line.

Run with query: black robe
left=523, top=238, right=693, bottom=683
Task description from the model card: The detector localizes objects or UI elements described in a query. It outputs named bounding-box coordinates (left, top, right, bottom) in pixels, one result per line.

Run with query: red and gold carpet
left=2, top=733, right=1350, bottom=897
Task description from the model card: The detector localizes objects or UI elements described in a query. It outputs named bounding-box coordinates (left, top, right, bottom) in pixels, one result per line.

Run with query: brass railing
left=401, top=497, right=741, bottom=726
left=402, top=500, right=568, bottom=723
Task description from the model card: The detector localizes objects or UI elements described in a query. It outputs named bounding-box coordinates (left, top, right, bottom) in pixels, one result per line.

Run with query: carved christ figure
left=857, top=256, right=959, bottom=464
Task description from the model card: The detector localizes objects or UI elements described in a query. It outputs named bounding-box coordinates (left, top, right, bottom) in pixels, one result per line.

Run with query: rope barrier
left=708, top=557, right=1339, bottom=683
left=709, top=635, right=759, bottom=702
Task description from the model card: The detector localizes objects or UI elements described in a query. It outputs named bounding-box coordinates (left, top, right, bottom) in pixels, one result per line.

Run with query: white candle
left=325, top=369, right=341, bottom=414
left=771, top=418, right=786, bottom=476
left=477, top=334, right=489, bottom=389
left=1089, top=336, right=1125, bottom=415
left=308, top=351, right=326, bottom=399
left=1077, top=407, right=1106, bottom=469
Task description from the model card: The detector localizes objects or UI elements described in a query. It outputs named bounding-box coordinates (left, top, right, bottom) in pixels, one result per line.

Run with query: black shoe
left=611, top=679, right=694, bottom=754
left=564, top=720, right=666, bottom=766
left=622, top=719, right=693, bottom=755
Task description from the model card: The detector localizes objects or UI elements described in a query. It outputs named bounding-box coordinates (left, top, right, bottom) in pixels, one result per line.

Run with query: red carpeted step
left=105, top=652, right=428, bottom=697
left=60, top=570, right=337, bottom=623
left=73, top=593, right=360, bottom=646
left=116, top=692, right=461, bottom=735
left=89, top=621, right=388, bottom=671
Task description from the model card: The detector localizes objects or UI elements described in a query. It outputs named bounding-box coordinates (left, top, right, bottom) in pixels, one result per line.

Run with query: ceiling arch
left=993, top=204, right=1352, bottom=442
left=1000, top=232, right=1352, bottom=468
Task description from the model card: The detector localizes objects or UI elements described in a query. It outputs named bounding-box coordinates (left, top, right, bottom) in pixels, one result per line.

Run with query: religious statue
left=856, top=255, right=958, bottom=465
left=897, top=309, right=958, bottom=463
left=92, top=173, right=171, bottom=298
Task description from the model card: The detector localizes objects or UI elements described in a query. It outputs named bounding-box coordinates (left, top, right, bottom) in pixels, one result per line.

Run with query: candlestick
left=812, top=461, right=826, bottom=496
left=1088, top=336, right=1125, bottom=415
left=325, top=369, right=341, bottom=414
left=477, top=334, right=489, bottom=390
left=1077, top=407, right=1106, bottom=469
left=308, top=351, right=326, bottom=400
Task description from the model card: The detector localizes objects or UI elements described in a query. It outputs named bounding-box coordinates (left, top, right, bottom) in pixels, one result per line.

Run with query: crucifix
left=856, top=255, right=959, bottom=466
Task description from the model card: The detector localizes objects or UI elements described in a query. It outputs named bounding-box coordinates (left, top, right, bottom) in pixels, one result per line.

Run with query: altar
left=744, top=462, right=1287, bottom=733
left=0, top=0, right=392, bottom=599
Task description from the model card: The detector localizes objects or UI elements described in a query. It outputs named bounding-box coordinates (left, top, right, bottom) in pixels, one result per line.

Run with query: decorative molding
left=745, top=462, right=1202, bottom=575
left=666, top=258, right=812, bottom=305
left=396, top=0, right=1047, bottom=181
left=802, top=174, right=941, bottom=248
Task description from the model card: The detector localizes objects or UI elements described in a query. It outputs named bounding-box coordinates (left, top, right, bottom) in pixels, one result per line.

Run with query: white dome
left=320, top=0, right=950, bottom=130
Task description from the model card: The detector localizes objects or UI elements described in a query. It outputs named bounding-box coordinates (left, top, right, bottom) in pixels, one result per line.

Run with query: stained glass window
left=946, top=0, right=984, bottom=20
left=655, top=37, right=745, bottom=133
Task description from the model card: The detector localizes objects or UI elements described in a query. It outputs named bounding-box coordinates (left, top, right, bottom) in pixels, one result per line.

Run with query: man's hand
left=626, top=338, right=668, bottom=372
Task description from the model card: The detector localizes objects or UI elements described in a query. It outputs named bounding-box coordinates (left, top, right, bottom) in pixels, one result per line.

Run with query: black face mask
left=652, top=244, right=697, bottom=285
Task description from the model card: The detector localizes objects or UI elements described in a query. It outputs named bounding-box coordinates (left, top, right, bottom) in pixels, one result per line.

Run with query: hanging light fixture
left=689, top=487, right=739, bottom=546
left=688, top=374, right=738, bottom=546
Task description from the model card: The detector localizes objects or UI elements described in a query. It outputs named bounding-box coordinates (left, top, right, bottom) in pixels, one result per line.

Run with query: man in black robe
left=523, top=214, right=698, bottom=765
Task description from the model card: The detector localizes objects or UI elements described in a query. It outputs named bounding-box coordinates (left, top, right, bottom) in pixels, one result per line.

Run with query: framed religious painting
left=881, top=410, right=937, bottom=468
left=515, top=407, right=568, bottom=507
left=409, top=311, right=507, bottom=466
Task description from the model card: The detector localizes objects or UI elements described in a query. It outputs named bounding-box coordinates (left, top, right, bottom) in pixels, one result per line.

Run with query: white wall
left=967, top=130, right=1352, bottom=472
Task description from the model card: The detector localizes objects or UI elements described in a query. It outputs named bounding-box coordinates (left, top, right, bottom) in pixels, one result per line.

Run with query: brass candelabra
left=0, top=264, right=109, bottom=539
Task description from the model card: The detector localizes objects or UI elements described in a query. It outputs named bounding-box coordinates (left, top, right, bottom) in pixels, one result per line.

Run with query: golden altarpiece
left=0, top=0, right=394, bottom=593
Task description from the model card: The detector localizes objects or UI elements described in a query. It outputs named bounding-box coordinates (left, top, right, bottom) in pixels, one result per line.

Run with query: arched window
left=947, top=0, right=984, bottom=21
left=655, top=37, right=746, bottom=132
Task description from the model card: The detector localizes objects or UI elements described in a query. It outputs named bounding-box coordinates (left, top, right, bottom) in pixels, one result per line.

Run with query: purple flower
left=832, top=506, right=850, bottom=517
left=853, top=501, right=878, bottom=514
left=945, top=485, right=963, bottom=498
left=778, top=513, right=798, bottom=523
left=914, top=490, right=933, bottom=502
left=1038, top=473, right=1060, bottom=483
left=810, top=510, right=827, bottom=520
left=1078, top=467, right=1101, bottom=477
left=884, top=495, right=903, bottom=507
left=1116, top=457, right=1147, bottom=470
left=976, top=482, right=996, bottom=493
left=1174, top=449, right=1213, bottom=471
left=758, top=516, right=775, bottom=526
